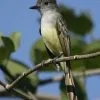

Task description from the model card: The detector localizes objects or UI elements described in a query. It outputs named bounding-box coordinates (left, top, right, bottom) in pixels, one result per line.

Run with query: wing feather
left=56, top=16, right=71, bottom=57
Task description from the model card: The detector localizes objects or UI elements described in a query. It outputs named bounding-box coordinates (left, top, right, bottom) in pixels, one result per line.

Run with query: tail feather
left=59, top=55, right=77, bottom=99
left=60, top=61, right=68, bottom=73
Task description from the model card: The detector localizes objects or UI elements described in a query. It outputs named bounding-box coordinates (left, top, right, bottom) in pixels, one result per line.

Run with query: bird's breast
left=41, top=19, right=62, bottom=55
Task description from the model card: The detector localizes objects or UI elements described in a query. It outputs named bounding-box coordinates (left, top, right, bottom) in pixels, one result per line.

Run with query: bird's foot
left=52, top=52, right=63, bottom=63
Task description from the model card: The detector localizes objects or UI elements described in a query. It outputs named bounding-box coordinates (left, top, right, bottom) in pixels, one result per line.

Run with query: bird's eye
left=44, top=2, right=48, bottom=5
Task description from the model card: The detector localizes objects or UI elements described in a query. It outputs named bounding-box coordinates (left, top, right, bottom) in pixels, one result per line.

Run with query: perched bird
left=30, top=0, right=77, bottom=99
left=30, top=0, right=70, bottom=73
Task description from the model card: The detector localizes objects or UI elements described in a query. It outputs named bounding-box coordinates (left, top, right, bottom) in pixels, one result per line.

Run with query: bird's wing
left=56, top=15, right=71, bottom=57
left=45, top=44, right=55, bottom=58
left=56, top=16, right=77, bottom=99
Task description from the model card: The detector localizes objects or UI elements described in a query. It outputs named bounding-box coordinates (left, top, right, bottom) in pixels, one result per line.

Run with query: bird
left=30, top=0, right=77, bottom=99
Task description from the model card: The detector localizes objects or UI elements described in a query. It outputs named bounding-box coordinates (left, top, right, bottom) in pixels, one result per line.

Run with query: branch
left=39, top=75, right=63, bottom=85
left=0, top=81, right=35, bottom=100
left=36, top=93, right=60, bottom=100
left=1, top=68, right=100, bottom=100
left=39, top=68, right=100, bottom=86
left=28, top=91, right=38, bottom=100
left=73, top=68, right=100, bottom=77
left=4, top=51, right=100, bottom=91
left=0, top=90, right=60, bottom=100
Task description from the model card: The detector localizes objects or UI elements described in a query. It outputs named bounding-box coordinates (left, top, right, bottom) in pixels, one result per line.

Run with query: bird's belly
left=41, top=25, right=62, bottom=55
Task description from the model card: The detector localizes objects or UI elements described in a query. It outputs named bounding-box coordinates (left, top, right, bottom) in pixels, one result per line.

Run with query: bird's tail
left=60, top=58, right=78, bottom=100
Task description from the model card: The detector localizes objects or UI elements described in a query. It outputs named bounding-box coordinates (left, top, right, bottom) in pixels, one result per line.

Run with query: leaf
left=71, top=38, right=86, bottom=70
left=9, top=32, right=20, bottom=50
left=71, top=38, right=86, bottom=55
left=0, top=32, right=20, bottom=64
left=30, top=38, right=55, bottom=71
left=0, top=36, right=15, bottom=63
left=83, top=40, right=100, bottom=69
left=74, top=78, right=87, bottom=100
left=3, top=59, right=39, bottom=93
left=84, top=40, right=100, bottom=53
left=60, top=5, right=93, bottom=35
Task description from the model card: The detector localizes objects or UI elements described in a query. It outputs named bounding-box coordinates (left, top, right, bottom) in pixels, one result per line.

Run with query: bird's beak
left=29, top=4, right=39, bottom=9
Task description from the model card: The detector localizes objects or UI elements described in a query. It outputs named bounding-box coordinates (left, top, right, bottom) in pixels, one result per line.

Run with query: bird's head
left=30, top=0, right=57, bottom=13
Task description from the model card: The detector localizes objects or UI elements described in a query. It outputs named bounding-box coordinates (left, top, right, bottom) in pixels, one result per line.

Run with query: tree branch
left=2, top=51, right=100, bottom=93
left=36, top=94, right=60, bottom=100
left=73, top=68, right=100, bottom=77
left=39, top=68, right=100, bottom=86
left=1, top=67, right=100, bottom=99
left=0, top=81, right=35, bottom=100
left=39, top=75, right=63, bottom=85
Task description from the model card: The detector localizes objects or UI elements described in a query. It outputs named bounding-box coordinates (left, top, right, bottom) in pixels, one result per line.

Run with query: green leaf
left=74, top=78, right=87, bottom=100
left=71, top=38, right=86, bottom=70
left=84, top=40, right=100, bottom=53
left=0, top=35, right=15, bottom=63
left=71, top=38, right=86, bottom=54
left=60, top=5, right=93, bottom=35
left=9, top=32, right=20, bottom=50
left=0, top=32, right=20, bottom=64
left=84, top=40, right=100, bottom=69
left=3, top=59, right=39, bottom=93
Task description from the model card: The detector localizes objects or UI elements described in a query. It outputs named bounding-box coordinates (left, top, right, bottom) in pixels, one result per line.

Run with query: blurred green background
left=0, top=0, right=100, bottom=100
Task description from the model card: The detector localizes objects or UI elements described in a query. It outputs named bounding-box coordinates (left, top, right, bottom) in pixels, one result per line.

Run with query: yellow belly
left=41, top=26, right=62, bottom=56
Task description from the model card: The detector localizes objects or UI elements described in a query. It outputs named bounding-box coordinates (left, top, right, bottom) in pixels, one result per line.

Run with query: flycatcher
left=30, top=0, right=77, bottom=99
left=30, top=0, right=70, bottom=73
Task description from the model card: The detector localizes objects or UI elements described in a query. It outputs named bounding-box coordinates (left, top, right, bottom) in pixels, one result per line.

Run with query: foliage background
left=0, top=0, right=100, bottom=100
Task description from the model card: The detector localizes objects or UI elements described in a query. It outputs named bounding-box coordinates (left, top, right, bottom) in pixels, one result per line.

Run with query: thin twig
left=39, top=75, right=63, bottom=85
left=28, top=91, right=38, bottom=100
left=1, top=68, right=100, bottom=99
left=4, top=51, right=100, bottom=90
left=0, top=81, right=35, bottom=100
left=0, top=68, right=100, bottom=97
left=36, top=93, right=60, bottom=100
left=39, top=68, right=100, bottom=86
